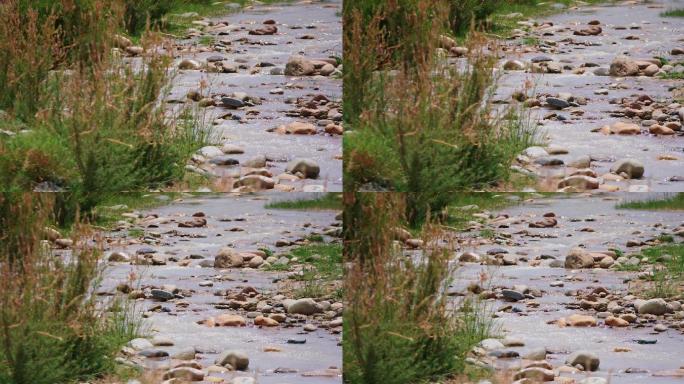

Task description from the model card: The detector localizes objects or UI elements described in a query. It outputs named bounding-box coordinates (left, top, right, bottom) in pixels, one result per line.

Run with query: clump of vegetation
left=661, top=8, right=684, bottom=18
left=344, top=193, right=493, bottom=384
left=0, top=0, right=208, bottom=221
left=265, top=193, right=343, bottom=210
left=0, top=193, right=141, bottom=384
left=616, top=193, right=684, bottom=211
left=635, top=244, right=684, bottom=299
left=343, top=0, right=535, bottom=215
left=289, top=243, right=343, bottom=299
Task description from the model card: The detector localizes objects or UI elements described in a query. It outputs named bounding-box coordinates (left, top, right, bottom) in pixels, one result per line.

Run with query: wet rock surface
left=161, top=1, right=342, bottom=192
left=491, top=0, right=684, bottom=192
left=88, top=193, right=342, bottom=383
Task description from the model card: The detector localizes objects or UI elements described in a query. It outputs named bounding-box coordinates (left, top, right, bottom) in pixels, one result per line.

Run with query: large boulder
left=565, top=248, right=595, bottom=269
left=636, top=298, right=668, bottom=315
left=286, top=298, right=320, bottom=315
left=215, top=350, right=249, bottom=370
left=214, top=247, right=243, bottom=268
left=284, top=55, right=315, bottom=76
left=610, top=158, right=644, bottom=179
left=609, top=55, right=639, bottom=76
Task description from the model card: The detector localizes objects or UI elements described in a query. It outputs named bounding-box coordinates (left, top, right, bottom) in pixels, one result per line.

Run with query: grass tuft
left=344, top=193, right=493, bottom=384
left=616, top=193, right=684, bottom=211
left=265, top=193, right=343, bottom=210
left=661, top=8, right=684, bottom=18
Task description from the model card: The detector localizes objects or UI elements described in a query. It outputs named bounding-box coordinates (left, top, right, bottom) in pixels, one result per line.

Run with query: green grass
left=640, top=244, right=684, bottom=298
left=615, top=263, right=641, bottom=272
left=289, top=243, right=343, bottom=281
left=616, top=193, right=684, bottom=211
left=288, top=243, right=342, bottom=299
left=128, top=228, right=145, bottom=238
left=659, top=71, right=684, bottom=80
left=265, top=193, right=343, bottom=211
left=522, top=36, right=540, bottom=46
left=661, top=8, right=684, bottom=17
left=198, top=35, right=215, bottom=45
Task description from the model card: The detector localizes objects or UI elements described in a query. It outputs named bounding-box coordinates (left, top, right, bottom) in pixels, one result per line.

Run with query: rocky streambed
left=62, top=193, right=343, bottom=384
left=149, top=1, right=342, bottom=192
left=438, top=194, right=684, bottom=383
left=492, top=0, right=684, bottom=192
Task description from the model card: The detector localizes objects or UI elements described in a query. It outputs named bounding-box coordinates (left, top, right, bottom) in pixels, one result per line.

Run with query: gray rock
left=286, top=158, right=320, bottom=179
left=566, top=350, right=600, bottom=371
left=172, top=347, right=197, bottom=360
left=128, top=338, right=153, bottom=351
left=524, top=347, right=547, bottom=361
left=480, top=338, right=505, bottom=351
left=546, top=97, right=570, bottom=109
left=534, top=157, right=564, bottom=166
left=138, top=349, right=169, bottom=358
left=636, top=298, right=668, bottom=315
left=151, top=289, right=174, bottom=301
left=222, top=97, right=245, bottom=108
left=610, top=158, right=644, bottom=179
left=208, top=156, right=239, bottom=166
left=286, top=298, right=320, bottom=315
left=594, top=67, right=610, bottom=76
left=243, top=155, right=267, bottom=168
left=568, top=155, right=591, bottom=169
left=502, top=289, right=525, bottom=301
left=198, top=146, right=224, bottom=159
left=214, top=247, right=243, bottom=268
left=524, top=146, right=549, bottom=159
left=215, top=350, right=249, bottom=370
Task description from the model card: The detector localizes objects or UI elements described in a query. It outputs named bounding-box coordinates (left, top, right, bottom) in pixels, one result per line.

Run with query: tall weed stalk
left=0, top=193, right=141, bottom=384
left=344, top=193, right=493, bottom=384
